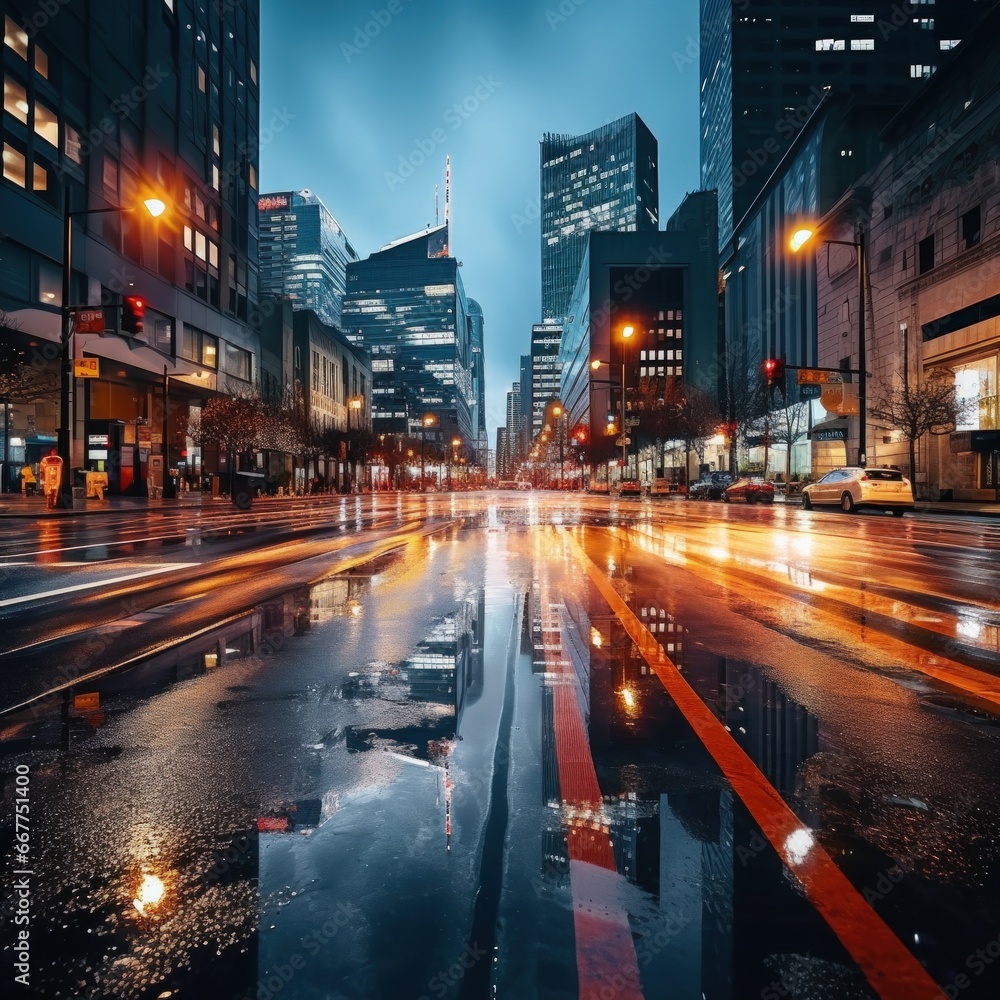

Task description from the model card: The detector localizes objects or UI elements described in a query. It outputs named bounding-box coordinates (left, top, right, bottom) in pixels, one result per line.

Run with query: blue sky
left=259, top=0, right=701, bottom=442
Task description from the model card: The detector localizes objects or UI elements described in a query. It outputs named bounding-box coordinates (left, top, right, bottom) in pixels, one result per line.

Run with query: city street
left=1, top=492, right=999, bottom=1000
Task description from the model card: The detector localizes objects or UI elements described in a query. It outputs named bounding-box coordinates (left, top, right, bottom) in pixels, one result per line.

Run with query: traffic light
left=764, top=358, right=786, bottom=397
left=122, top=295, right=145, bottom=336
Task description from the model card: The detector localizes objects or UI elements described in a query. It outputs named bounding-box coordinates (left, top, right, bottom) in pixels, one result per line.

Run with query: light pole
left=420, top=412, right=438, bottom=490
left=790, top=223, right=868, bottom=467
left=550, top=402, right=566, bottom=489
left=450, top=436, right=461, bottom=490
left=347, top=394, right=364, bottom=490
left=58, top=192, right=166, bottom=506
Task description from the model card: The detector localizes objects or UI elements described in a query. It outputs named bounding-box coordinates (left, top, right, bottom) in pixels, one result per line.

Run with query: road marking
left=566, top=528, right=945, bottom=1000
left=535, top=560, right=644, bottom=1000
left=0, top=564, right=199, bottom=608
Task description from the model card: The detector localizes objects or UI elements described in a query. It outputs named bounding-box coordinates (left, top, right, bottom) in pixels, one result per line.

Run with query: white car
left=800, top=467, right=914, bottom=516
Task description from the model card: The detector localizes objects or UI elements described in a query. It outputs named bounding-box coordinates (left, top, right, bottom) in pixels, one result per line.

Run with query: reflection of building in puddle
left=717, top=661, right=819, bottom=802
left=341, top=590, right=485, bottom=759
left=257, top=790, right=341, bottom=835
left=307, top=576, right=371, bottom=623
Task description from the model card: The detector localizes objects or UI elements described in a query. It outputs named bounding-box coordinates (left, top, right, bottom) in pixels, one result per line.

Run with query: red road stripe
left=568, top=529, right=944, bottom=1000
left=540, top=584, right=643, bottom=1000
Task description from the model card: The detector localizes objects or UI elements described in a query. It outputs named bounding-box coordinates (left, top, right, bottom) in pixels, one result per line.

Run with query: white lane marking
left=0, top=564, right=200, bottom=608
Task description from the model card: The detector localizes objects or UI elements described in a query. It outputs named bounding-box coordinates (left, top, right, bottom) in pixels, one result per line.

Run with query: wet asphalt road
left=1, top=492, right=999, bottom=1000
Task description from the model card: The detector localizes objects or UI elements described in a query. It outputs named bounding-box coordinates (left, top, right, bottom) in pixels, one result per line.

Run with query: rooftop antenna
left=445, top=155, right=451, bottom=227
left=435, top=184, right=439, bottom=226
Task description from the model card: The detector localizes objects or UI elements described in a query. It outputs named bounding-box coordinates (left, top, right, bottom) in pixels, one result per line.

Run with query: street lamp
left=591, top=325, right=634, bottom=484
left=347, top=394, right=364, bottom=491
left=790, top=223, right=868, bottom=467
left=420, top=412, right=438, bottom=491
left=550, top=402, right=566, bottom=489
left=59, top=192, right=167, bottom=506
left=450, top=436, right=461, bottom=490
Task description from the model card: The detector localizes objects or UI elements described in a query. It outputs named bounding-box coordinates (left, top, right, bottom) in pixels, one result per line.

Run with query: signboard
left=799, top=384, right=822, bottom=400
left=258, top=194, right=290, bottom=212
left=812, top=428, right=846, bottom=441
left=73, top=309, right=106, bottom=333
left=797, top=369, right=843, bottom=385
left=74, top=358, right=99, bottom=378
left=138, top=425, right=152, bottom=449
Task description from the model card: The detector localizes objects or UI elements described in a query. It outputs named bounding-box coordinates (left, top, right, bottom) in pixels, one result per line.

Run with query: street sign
left=74, top=358, right=100, bottom=378
left=800, top=384, right=822, bottom=399
left=615, top=436, right=631, bottom=446
left=797, top=369, right=842, bottom=385
left=72, top=309, right=106, bottom=334
left=625, top=417, right=640, bottom=428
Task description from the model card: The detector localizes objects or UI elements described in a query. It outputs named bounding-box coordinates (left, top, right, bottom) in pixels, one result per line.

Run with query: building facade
left=540, top=113, right=659, bottom=324
left=341, top=223, right=475, bottom=449
left=812, top=8, right=1000, bottom=498
left=701, top=0, right=988, bottom=246
left=1, top=0, right=260, bottom=494
left=530, top=322, right=563, bottom=438
left=558, top=194, right=720, bottom=483
left=466, top=297, right=488, bottom=463
left=257, top=189, right=359, bottom=330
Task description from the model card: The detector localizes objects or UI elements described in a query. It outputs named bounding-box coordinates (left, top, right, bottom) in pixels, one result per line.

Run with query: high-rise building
left=504, top=382, right=522, bottom=475
left=341, top=223, right=475, bottom=447
left=257, top=189, right=359, bottom=330
left=530, top=322, right=563, bottom=438
left=0, top=0, right=260, bottom=495
left=701, top=0, right=988, bottom=246
left=540, top=113, right=659, bottom=323
left=467, top=298, right=488, bottom=462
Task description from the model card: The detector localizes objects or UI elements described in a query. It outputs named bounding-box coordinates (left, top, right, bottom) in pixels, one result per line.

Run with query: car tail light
left=859, top=474, right=868, bottom=481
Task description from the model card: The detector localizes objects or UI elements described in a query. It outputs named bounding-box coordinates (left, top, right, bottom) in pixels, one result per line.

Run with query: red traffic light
left=763, top=358, right=785, bottom=386
left=122, top=295, right=145, bottom=336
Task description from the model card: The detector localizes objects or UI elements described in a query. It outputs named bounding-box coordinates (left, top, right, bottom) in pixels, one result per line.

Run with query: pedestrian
left=20, top=462, right=37, bottom=497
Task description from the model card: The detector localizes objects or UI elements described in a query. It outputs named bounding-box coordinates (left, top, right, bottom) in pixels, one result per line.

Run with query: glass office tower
left=701, top=0, right=988, bottom=246
left=342, top=223, right=474, bottom=444
left=258, top=189, right=359, bottom=330
left=540, top=113, right=659, bottom=324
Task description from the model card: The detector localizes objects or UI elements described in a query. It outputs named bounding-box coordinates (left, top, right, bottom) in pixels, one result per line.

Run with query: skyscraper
left=540, top=113, right=659, bottom=323
left=467, top=298, right=488, bottom=462
left=258, top=189, right=359, bottom=329
left=341, top=223, right=475, bottom=446
left=701, top=0, right=988, bottom=246
left=530, top=322, right=563, bottom=437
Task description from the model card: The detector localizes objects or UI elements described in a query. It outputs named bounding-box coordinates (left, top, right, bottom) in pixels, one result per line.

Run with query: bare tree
left=0, top=314, right=58, bottom=403
left=724, top=339, right=768, bottom=475
left=769, top=401, right=810, bottom=481
left=869, top=367, right=966, bottom=485
left=189, top=386, right=267, bottom=497
left=676, top=385, right=723, bottom=483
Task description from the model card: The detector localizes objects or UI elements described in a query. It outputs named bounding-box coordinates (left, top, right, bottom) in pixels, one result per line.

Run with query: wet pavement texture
left=1, top=497, right=1000, bottom=999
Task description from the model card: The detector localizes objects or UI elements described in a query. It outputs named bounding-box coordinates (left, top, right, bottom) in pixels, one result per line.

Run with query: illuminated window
left=940, top=39, right=960, bottom=50
left=32, top=160, right=46, bottom=191
left=4, top=15, right=27, bottom=60
left=33, top=101, right=58, bottom=146
left=34, top=45, right=48, bottom=78
left=851, top=38, right=875, bottom=50
left=911, top=64, right=935, bottom=78
left=4, top=77, right=28, bottom=124
left=65, top=124, right=82, bottom=163
left=850, top=14, right=875, bottom=22
left=3, top=143, right=26, bottom=187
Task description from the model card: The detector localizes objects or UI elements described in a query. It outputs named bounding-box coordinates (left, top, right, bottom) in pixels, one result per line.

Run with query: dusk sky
left=259, top=0, right=701, bottom=441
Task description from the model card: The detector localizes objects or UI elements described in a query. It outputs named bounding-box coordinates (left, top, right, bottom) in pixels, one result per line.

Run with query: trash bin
left=232, top=471, right=264, bottom=510
left=71, top=486, right=86, bottom=510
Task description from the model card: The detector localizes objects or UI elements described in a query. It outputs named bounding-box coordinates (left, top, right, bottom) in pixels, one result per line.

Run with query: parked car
left=723, top=477, right=775, bottom=504
left=688, top=472, right=735, bottom=501
left=618, top=480, right=644, bottom=497
left=800, top=466, right=914, bottom=516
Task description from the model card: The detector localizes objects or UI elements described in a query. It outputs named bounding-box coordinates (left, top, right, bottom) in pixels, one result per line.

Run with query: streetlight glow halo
left=790, top=228, right=814, bottom=252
